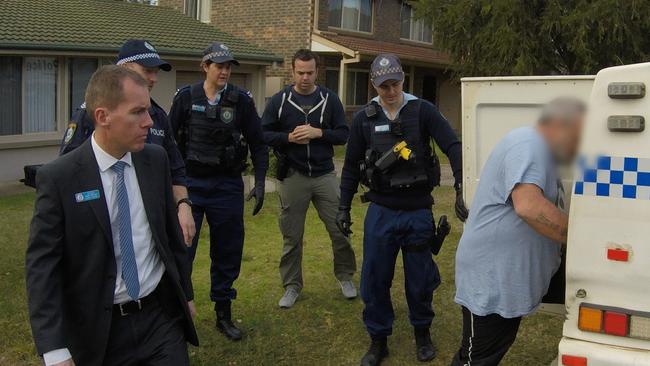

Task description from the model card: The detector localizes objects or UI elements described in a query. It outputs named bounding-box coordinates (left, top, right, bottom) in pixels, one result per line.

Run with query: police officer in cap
left=169, top=42, right=268, bottom=341
left=336, top=54, right=468, bottom=365
left=59, top=39, right=197, bottom=261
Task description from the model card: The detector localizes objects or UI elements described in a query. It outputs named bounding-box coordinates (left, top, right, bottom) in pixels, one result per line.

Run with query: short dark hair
left=85, top=65, right=148, bottom=117
left=292, top=49, right=320, bottom=69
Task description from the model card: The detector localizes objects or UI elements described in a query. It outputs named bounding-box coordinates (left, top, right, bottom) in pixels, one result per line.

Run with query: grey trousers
left=278, top=170, right=357, bottom=291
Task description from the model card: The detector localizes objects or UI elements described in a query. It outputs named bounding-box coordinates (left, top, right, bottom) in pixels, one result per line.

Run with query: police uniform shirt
left=168, top=82, right=268, bottom=183
left=59, top=100, right=187, bottom=187
left=339, top=92, right=463, bottom=210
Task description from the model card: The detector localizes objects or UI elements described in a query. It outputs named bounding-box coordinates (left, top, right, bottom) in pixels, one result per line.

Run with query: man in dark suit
left=26, top=65, right=198, bottom=366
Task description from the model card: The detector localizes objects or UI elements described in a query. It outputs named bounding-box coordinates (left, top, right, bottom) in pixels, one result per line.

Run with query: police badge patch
left=63, top=122, right=76, bottom=145
left=221, top=107, right=235, bottom=124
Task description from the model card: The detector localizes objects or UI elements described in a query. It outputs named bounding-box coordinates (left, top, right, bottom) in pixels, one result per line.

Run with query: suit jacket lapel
left=132, top=150, right=163, bottom=249
left=76, top=139, right=114, bottom=253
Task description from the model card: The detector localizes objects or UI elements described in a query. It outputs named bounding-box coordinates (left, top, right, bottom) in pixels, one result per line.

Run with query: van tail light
left=603, top=311, right=628, bottom=336
left=562, top=355, right=588, bottom=366
left=578, top=306, right=602, bottom=333
left=630, top=315, right=650, bottom=340
left=578, top=303, right=650, bottom=339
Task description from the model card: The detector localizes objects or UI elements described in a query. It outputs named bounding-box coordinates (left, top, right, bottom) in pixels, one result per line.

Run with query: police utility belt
left=184, top=84, right=249, bottom=177
left=358, top=100, right=441, bottom=202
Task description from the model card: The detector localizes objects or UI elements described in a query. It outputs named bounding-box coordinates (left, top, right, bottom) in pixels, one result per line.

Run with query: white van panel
left=560, top=337, right=650, bottom=365
left=563, top=62, right=650, bottom=352
left=461, top=76, right=594, bottom=206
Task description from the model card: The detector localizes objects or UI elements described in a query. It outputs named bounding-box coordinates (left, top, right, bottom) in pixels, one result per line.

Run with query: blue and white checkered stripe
left=117, top=52, right=160, bottom=65
left=575, top=155, right=650, bottom=200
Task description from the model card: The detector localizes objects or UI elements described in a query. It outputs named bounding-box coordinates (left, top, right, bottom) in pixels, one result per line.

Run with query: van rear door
left=461, top=76, right=594, bottom=313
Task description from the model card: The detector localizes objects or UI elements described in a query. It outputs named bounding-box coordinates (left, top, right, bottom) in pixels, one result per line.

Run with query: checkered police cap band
left=202, top=50, right=233, bottom=62
left=371, top=66, right=403, bottom=80
left=116, top=53, right=160, bottom=65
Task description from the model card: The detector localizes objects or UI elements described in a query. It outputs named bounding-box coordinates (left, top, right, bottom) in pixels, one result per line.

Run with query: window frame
left=328, top=0, right=374, bottom=35
left=400, top=2, right=433, bottom=45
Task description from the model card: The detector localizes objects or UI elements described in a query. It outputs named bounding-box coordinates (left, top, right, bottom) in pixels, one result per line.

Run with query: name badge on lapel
left=221, top=107, right=235, bottom=124
left=75, top=189, right=101, bottom=203
left=191, top=104, right=206, bottom=113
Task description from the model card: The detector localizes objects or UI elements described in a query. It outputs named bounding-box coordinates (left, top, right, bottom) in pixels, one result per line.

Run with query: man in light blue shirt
left=451, top=97, right=585, bottom=366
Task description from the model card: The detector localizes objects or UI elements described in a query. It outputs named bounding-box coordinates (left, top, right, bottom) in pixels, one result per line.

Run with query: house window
left=69, top=58, right=98, bottom=115
left=404, top=74, right=411, bottom=92
left=325, top=69, right=339, bottom=94
left=185, top=0, right=199, bottom=19
left=329, top=0, right=372, bottom=33
left=400, top=3, right=433, bottom=43
left=124, top=0, right=158, bottom=5
left=0, top=56, right=59, bottom=136
left=184, top=0, right=210, bottom=22
left=345, top=71, right=369, bottom=106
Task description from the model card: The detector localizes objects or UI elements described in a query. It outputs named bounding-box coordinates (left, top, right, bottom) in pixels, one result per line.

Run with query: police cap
left=117, top=39, right=172, bottom=71
left=371, top=53, right=404, bottom=86
left=202, top=42, right=240, bottom=66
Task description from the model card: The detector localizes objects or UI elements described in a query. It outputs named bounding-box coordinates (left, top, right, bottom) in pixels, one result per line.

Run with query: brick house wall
left=211, top=0, right=312, bottom=83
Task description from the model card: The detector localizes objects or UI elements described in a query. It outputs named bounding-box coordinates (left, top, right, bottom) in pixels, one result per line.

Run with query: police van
left=461, top=62, right=650, bottom=365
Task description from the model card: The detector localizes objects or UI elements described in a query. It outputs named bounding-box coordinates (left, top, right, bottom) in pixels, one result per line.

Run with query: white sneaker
left=278, top=287, right=300, bottom=309
left=339, top=280, right=357, bottom=299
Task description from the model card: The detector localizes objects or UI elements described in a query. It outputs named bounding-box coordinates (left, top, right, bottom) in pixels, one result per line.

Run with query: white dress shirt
left=43, top=135, right=165, bottom=366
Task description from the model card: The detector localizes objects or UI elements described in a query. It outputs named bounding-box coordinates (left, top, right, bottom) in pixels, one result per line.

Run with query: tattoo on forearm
left=535, top=213, right=568, bottom=239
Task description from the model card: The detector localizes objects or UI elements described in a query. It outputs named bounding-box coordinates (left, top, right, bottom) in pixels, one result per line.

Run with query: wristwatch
left=176, top=198, right=193, bottom=210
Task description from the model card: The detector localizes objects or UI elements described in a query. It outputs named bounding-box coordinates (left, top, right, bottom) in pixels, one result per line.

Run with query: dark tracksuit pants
left=361, top=203, right=441, bottom=337
left=187, top=175, right=244, bottom=303
left=450, top=307, right=522, bottom=366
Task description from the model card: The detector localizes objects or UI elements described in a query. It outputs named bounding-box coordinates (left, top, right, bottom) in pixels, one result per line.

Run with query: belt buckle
left=119, top=299, right=142, bottom=316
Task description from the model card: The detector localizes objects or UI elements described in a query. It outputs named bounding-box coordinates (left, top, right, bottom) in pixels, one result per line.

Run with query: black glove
left=431, top=215, right=451, bottom=255
left=246, top=183, right=265, bottom=216
left=335, top=207, right=353, bottom=237
left=455, top=183, right=469, bottom=222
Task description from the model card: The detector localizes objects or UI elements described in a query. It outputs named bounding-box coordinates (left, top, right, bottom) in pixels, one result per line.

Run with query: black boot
left=360, top=336, right=389, bottom=366
left=215, top=301, right=243, bottom=341
left=414, top=327, right=436, bottom=362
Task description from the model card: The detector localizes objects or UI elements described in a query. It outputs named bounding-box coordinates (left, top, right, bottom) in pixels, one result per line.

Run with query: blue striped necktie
left=110, top=160, right=140, bottom=300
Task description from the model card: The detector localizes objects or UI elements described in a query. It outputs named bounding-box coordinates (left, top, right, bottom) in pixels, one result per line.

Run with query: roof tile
left=0, top=0, right=279, bottom=62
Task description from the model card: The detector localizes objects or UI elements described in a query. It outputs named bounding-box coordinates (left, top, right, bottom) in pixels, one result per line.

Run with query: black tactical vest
left=360, top=100, right=441, bottom=193
left=185, top=83, right=248, bottom=176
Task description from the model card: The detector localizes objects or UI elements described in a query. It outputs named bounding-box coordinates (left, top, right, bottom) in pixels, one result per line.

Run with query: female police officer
left=336, top=54, right=468, bottom=365
left=169, top=42, right=268, bottom=341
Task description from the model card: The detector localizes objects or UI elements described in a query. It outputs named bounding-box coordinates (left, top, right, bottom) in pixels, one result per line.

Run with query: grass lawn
left=0, top=187, right=561, bottom=366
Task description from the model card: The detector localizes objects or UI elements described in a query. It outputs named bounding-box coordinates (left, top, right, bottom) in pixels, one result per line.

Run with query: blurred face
left=373, top=78, right=404, bottom=107
left=292, top=59, right=317, bottom=94
left=124, top=63, right=159, bottom=91
left=95, top=78, right=153, bottom=155
left=203, top=62, right=231, bottom=89
left=544, top=114, right=585, bottom=163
